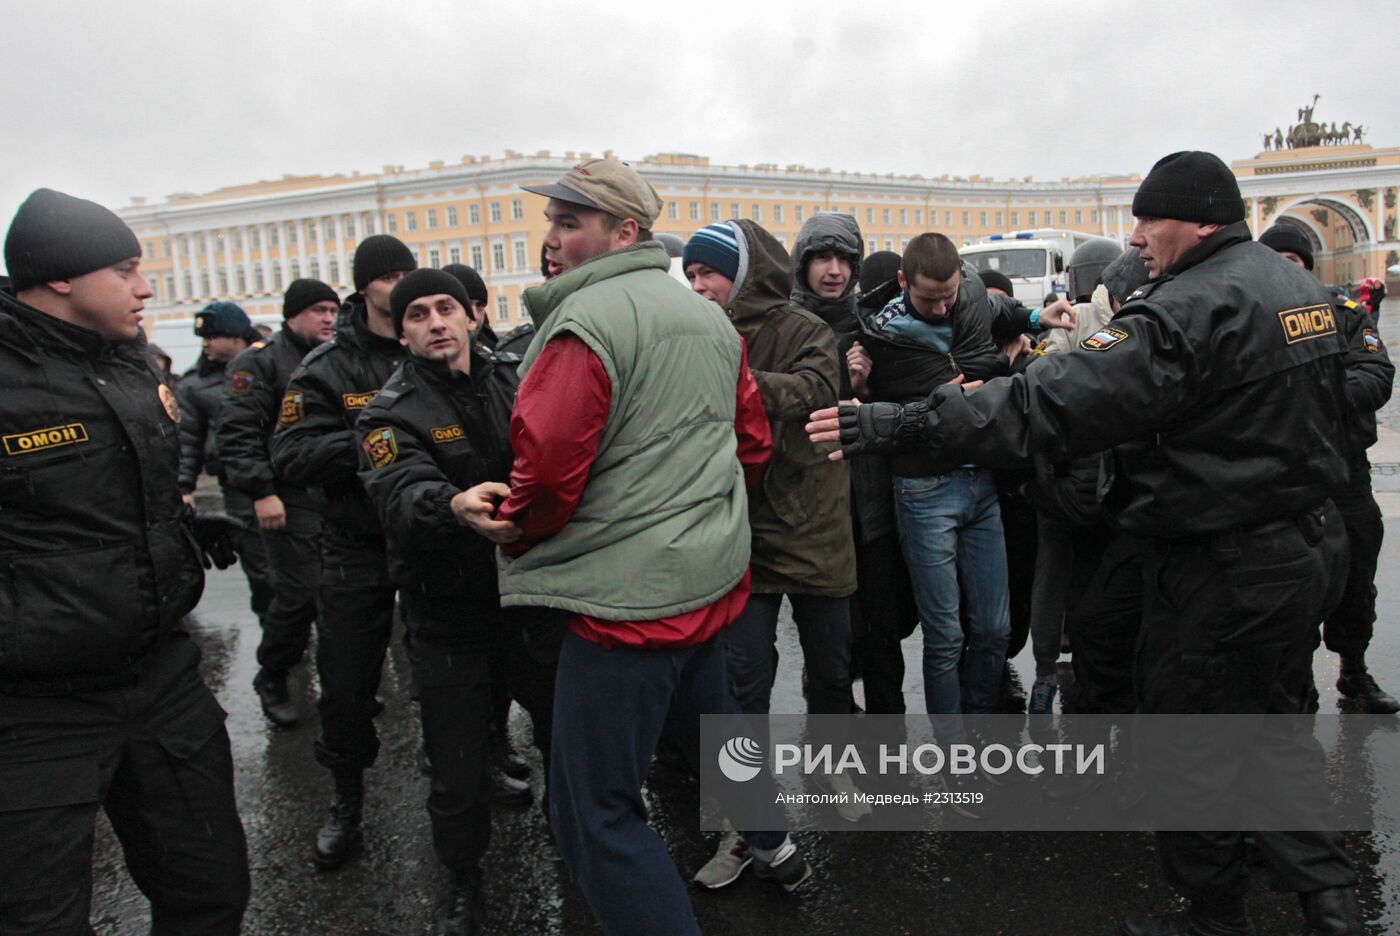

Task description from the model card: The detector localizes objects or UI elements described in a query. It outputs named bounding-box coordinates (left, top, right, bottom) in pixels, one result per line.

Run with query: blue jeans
left=723, top=593, right=852, bottom=715
left=892, top=468, right=1010, bottom=719
left=550, top=630, right=785, bottom=936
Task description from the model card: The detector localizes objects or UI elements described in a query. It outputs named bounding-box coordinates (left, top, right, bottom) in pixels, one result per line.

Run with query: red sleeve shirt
left=497, top=332, right=771, bottom=649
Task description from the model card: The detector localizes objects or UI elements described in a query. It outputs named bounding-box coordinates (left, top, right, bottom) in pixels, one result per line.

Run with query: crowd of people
left=0, top=148, right=1391, bottom=936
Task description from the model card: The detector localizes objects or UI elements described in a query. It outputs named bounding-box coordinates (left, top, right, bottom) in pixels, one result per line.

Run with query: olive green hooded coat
left=723, top=220, right=856, bottom=597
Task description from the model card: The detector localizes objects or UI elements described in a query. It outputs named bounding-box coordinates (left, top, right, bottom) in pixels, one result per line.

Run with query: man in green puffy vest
left=455, top=159, right=809, bottom=936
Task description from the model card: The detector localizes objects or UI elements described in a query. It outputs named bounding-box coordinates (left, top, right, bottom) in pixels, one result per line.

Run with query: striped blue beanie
left=682, top=223, right=741, bottom=281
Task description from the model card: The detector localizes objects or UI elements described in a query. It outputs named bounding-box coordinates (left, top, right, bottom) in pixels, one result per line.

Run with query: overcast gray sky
left=2, top=0, right=1396, bottom=272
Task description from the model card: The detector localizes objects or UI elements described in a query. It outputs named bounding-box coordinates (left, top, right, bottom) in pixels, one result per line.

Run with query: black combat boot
left=252, top=669, right=299, bottom=727
left=492, top=770, right=533, bottom=808
left=313, top=769, right=364, bottom=869
left=437, top=869, right=483, bottom=936
left=1118, top=900, right=1253, bottom=936
left=1299, top=885, right=1364, bottom=935
left=1336, top=670, right=1400, bottom=714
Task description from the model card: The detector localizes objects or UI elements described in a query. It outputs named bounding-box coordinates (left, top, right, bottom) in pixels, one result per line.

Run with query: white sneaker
left=824, top=772, right=873, bottom=823
left=692, top=824, right=751, bottom=890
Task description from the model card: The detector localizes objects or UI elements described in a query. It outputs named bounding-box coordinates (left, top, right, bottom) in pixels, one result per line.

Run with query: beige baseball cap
left=522, top=158, right=663, bottom=228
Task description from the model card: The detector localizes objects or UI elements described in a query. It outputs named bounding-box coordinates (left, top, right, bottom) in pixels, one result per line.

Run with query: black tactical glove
left=838, top=400, right=931, bottom=459
left=191, top=513, right=239, bottom=570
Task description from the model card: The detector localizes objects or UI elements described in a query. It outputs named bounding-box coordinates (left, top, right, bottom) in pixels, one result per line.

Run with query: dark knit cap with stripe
left=4, top=188, right=142, bottom=291
left=681, top=223, right=742, bottom=281
left=1131, top=151, right=1245, bottom=226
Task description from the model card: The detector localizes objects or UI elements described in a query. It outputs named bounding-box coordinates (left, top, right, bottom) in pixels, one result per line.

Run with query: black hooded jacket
left=270, top=300, right=409, bottom=538
left=0, top=288, right=204, bottom=685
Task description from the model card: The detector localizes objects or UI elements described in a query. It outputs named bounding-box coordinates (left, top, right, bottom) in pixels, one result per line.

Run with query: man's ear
left=44, top=278, right=74, bottom=296
left=615, top=217, right=640, bottom=247
left=897, top=270, right=908, bottom=291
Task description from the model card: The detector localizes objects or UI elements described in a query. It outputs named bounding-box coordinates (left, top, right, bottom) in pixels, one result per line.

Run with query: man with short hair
left=356, top=268, right=553, bottom=935
left=0, top=188, right=248, bottom=932
left=218, top=278, right=338, bottom=725
left=176, top=300, right=272, bottom=659
left=456, top=160, right=804, bottom=935
left=271, top=235, right=415, bottom=868
left=1260, top=224, right=1398, bottom=714
left=813, top=151, right=1362, bottom=936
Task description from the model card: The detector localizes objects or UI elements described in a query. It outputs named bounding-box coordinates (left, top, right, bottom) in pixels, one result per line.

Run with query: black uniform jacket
left=176, top=356, right=228, bottom=493
left=270, top=301, right=408, bottom=538
left=0, top=289, right=204, bottom=683
left=216, top=326, right=323, bottom=509
left=355, top=347, right=519, bottom=596
left=897, top=223, right=1351, bottom=539
left=1335, top=295, right=1393, bottom=479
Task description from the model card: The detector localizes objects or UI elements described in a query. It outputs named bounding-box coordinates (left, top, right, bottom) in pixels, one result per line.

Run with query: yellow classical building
left=120, top=143, right=1400, bottom=348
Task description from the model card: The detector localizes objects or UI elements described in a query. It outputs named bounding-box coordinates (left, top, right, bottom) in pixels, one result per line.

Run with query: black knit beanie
left=1131, top=151, right=1244, bottom=225
left=283, top=278, right=340, bottom=318
left=442, top=264, right=489, bottom=304
left=353, top=234, right=417, bottom=291
left=977, top=269, right=1015, bottom=297
left=389, top=269, right=471, bottom=337
left=4, top=188, right=143, bottom=291
left=1258, top=225, right=1315, bottom=271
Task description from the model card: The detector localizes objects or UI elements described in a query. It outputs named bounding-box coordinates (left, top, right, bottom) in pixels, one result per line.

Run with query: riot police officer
left=270, top=235, right=414, bottom=868
left=0, top=188, right=248, bottom=932
left=1259, top=224, right=1398, bottom=714
left=217, top=278, right=338, bottom=725
left=811, top=152, right=1362, bottom=936
left=356, top=269, right=555, bottom=934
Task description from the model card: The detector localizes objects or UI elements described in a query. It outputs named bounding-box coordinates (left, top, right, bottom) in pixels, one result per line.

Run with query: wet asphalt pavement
left=89, top=544, right=1400, bottom=935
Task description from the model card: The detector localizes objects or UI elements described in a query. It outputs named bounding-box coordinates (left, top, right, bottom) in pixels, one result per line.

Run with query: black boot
left=1119, top=901, right=1253, bottom=936
left=314, top=769, right=364, bottom=869
left=1299, top=886, right=1363, bottom=936
left=1336, top=670, right=1400, bottom=714
left=252, top=669, right=299, bottom=727
left=437, top=870, right=483, bottom=936
left=493, top=770, right=533, bottom=809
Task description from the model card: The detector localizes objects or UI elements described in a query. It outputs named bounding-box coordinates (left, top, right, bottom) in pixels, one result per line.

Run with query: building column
left=171, top=233, right=186, bottom=303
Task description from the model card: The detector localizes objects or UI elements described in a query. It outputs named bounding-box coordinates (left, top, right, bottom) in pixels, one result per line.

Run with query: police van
left=960, top=229, right=1121, bottom=305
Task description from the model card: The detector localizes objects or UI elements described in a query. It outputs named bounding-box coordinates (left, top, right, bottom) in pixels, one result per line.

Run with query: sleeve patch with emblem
left=1363, top=328, right=1383, bottom=354
left=1080, top=326, right=1129, bottom=352
left=228, top=370, right=256, bottom=396
left=157, top=383, right=181, bottom=423
left=3, top=422, right=90, bottom=456
left=343, top=391, right=377, bottom=410
left=279, top=390, right=304, bottom=426
left=363, top=427, right=398, bottom=469
left=431, top=425, right=465, bottom=444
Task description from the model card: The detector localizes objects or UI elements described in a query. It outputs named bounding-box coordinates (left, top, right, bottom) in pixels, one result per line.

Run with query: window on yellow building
left=514, top=240, right=527, bottom=269
left=668, top=202, right=678, bottom=221
left=1075, top=210, right=1083, bottom=225
left=387, top=214, right=397, bottom=234
left=492, top=242, right=505, bottom=271
left=774, top=204, right=784, bottom=224
left=752, top=204, right=761, bottom=222
left=329, top=257, right=340, bottom=284
left=449, top=246, right=461, bottom=265
left=962, top=211, right=970, bottom=227
left=690, top=202, right=700, bottom=222
left=496, top=296, right=509, bottom=323
left=1059, top=210, right=1068, bottom=225
left=730, top=203, right=740, bottom=219
left=427, top=209, right=438, bottom=230
left=995, top=212, right=1003, bottom=227
left=979, top=211, right=988, bottom=227
left=883, top=208, right=891, bottom=226
left=309, top=258, right=320, bottom=280
left=1011, top=212, right=1020, bottom=226
left=447, top=207, right=458, bottom=227
left=490, top=203, right=502, bottom=224
left=794, top=205, right=804, bottom=224
left=470, top=244, right=483, bottom=269
left=428, top=249, right=440, bottom=268
left=469, top=204, right=480, bottom=225
left=511, top=199, right=524, bottom=221
left=405, top=211, right=417, bottom=232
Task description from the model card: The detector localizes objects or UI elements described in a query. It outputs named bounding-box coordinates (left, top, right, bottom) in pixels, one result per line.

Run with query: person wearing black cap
left=0, top=188, right=249, bottom=931
left=176, top=300, right=274, bottom=660
left=218, top=278, right=339, bottom=726
left=1261, top=224, right=1399, bottom=715
left=270, top=235, right=414, bottom=868
left=811, top=150, right=1362, bottom=935
left=355, top=269, right=555, bottom=933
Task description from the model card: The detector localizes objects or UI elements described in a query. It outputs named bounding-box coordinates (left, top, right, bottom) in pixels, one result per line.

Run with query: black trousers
left=849, top=532, right=919, bottom=714
left=0, top=634, right=249, bottom=935
left=1066, top=532, right=1147, bottom=715
left=1135, top=508, right=1356, bottom=902
left=403, top=590, right=557, bottom=876
left=221, top=487, right=274, bottom=623
left=314, top=527, right=396, bottom=773
left=253, top=502, right=323, bottom=677
left=1322, top=479, right=1383, bottom=654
